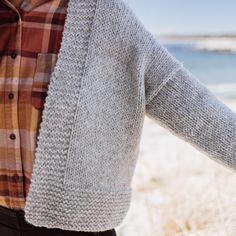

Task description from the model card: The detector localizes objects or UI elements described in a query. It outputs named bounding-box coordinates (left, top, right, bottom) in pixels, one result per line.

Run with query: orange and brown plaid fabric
left=0, top=0, right=68, bottom=210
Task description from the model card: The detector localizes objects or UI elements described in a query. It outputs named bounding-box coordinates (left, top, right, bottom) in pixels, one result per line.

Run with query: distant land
left=157, top=34, right=236, bottom=53
left=157, top=34, right=236, bottom=40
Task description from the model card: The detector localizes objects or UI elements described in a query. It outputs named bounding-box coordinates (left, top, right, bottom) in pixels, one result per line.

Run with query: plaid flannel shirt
left=0, top=0, right=68, bottom=209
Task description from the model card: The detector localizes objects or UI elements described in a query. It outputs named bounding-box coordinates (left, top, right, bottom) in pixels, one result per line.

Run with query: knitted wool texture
left=24, top=0, right=236, bottom=232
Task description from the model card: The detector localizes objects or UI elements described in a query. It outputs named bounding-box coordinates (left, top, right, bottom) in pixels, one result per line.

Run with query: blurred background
left=116, top=1, right=236, bottom=235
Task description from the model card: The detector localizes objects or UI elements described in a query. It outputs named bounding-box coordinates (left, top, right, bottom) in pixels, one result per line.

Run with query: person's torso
left=1, top=0, right=150, bottom=231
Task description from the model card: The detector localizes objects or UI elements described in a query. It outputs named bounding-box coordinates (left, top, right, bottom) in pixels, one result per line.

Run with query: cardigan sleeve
left=145, top=54, right=236, bottom=172
left=118, top=0, right=236, bottom=172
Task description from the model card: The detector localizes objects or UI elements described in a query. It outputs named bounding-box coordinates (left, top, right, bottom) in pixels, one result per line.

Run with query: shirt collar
left=3, top=0, right=52, bottom=11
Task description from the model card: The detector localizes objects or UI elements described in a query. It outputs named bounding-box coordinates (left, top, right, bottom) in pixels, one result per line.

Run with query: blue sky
left=126, top=0, right=236, bottom=35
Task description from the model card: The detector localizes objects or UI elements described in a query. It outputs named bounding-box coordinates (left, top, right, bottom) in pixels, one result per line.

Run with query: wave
left=192, top=38, right=236, bottom=53
left=207, top=83, right=236, bottom=98
left=159, top=37, right=236, bottom=53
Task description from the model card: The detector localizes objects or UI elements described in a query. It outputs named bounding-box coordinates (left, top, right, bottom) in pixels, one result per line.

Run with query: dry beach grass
left=116, top=98, right=236, bottom=236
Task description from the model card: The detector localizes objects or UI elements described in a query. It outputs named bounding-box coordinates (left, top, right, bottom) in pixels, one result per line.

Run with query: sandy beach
left=116, top=97, right=236, bottom=236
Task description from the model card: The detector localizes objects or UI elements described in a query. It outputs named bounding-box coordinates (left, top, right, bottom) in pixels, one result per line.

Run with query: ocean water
left=164, top=42, right=236, bottom=98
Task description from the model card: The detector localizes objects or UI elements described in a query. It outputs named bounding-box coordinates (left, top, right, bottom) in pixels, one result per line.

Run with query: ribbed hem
left=24, top=188, right=132, bottom=232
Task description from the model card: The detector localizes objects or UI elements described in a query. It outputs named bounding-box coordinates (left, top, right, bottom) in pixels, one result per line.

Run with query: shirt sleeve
left=145, top=54, right=236, bottom=172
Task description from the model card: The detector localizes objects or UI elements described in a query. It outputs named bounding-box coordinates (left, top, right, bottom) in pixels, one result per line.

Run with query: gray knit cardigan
left=24, top=0, right=236, bottom=232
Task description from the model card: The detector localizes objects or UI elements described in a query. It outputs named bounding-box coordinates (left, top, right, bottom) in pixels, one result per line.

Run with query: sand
left=116, top=97, right=236, bottom=236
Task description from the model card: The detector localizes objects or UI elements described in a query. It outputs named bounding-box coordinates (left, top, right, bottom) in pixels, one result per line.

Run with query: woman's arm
left=118, top=0, right=236, bottom=172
